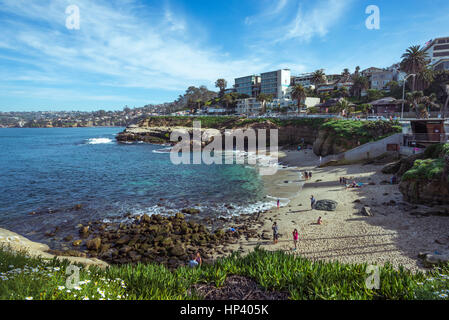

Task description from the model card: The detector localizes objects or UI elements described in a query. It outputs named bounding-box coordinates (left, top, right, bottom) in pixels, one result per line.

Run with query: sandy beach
left=229, top=149, right=449, bottom=272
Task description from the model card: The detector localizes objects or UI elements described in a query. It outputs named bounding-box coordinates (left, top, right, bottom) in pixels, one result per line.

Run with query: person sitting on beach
left=317, top=217, right=323, bottom=225
left=272, top=222, right=279, bottom=244
left=292, top=229, right=299, bottom=251
left=195, top=252, right=202, bottom=266
left=189, top=253, right=201, bottom=268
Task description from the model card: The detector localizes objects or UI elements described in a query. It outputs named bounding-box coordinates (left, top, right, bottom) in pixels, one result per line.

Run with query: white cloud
left=281, top=0, right=352, bottom=42
left=0, top=0, right=269, bottom=96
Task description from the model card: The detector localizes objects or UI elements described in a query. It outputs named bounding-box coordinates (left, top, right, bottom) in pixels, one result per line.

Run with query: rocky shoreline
left=47, top=211, right=266, bottom=269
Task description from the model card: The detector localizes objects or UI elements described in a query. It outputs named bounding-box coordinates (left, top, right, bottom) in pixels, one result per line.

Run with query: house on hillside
left=368, top=97, right=405, bottom=115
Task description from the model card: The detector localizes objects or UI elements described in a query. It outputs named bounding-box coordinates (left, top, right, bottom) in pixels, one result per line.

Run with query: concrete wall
left=343, top=133, right=402, bottom=161
left=321, top=133, right=403, bottom=165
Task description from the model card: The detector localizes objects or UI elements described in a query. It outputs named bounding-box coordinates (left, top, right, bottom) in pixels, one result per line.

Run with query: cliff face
left=116, top=117, right=321, bottom=148
left=399, top=178, right=449, bottom=204
left=396, top=144, right=449, bottom=205
left=116, top=117, right=401, bottom=157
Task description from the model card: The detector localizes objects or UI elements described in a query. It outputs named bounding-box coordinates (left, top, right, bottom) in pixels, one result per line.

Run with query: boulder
left=182, top=208, right=200, bottom=215
left=86, top=237, right=101, bottom=251
left=314, top=200, right=338, bottom=212
left=169, top=245, right=185, bottom=257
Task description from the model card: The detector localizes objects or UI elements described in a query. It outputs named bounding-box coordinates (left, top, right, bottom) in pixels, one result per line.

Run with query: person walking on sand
left=292, top=229, right=299, bottom=251
left=310, top=195, right=316, bottom=210
left=309, top=171, right=313, bottom=179
left=277, top=199, right=280, bottom=209
left=304, top=171, right=308, bottom=180
left=272, top=222, right=279, bottom=244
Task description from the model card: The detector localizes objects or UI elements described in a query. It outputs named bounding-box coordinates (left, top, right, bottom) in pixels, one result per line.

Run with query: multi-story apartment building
left=234, top=75, right=260, bottom=97
left=370, top=65, right=406, bottom=90
left=291, top=72, right=315, bottom=88
left=260, top=69, right=291, bottom=99
left=423, top=36, right=449, bottom=70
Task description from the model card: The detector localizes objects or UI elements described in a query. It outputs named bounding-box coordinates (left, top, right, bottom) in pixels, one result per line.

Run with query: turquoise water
left=0, top=127, right=268, bottom=243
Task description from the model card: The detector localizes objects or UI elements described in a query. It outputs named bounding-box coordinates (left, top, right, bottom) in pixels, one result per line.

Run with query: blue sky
left=0, top=0, right=448, bottom=111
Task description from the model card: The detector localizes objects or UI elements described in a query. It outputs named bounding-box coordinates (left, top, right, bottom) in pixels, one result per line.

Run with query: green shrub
left=402, top=159, right=445, bottom=181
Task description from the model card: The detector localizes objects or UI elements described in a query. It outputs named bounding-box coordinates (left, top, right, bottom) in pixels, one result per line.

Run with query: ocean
left=0, top=127, right=274, bottom=245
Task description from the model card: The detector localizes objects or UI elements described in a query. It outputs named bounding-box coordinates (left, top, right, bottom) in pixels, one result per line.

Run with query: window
left=435, top=44, right=449, bottom=51
left=434, top=51, right=449, bottom=57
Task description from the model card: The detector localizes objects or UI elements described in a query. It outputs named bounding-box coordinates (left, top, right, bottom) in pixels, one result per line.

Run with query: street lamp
left=401, top=74, right=416, bottom=120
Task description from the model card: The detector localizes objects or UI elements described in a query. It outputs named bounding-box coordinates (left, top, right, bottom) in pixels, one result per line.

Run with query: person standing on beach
left=310, top=195, right=316, bottom=210
left=272, top=222, right=279, bottom=244
left=309, top=171, right=313, bottom=179
left=304, top=172, right=308, bottom=180
left=277, top=199, right=280, bottom=209
left=292, top=229, right=299, bottom=251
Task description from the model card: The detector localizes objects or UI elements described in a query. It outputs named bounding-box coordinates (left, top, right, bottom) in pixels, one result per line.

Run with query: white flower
left=25, top=297, right=33, bottom=300
left=58, top=286, right=65, bottom=290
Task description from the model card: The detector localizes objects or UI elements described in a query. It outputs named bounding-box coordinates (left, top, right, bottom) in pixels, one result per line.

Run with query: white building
left=235, top=98, right=262, bottom=115
left=423, top=36, right=449, bottom=70
left=260, top=69, right=291, bottom=99
left=292, top=73, right=315, bottom=88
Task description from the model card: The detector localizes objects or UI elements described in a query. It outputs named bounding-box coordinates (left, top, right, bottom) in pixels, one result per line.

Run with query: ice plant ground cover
left=1, top=246, right=448, bottom=300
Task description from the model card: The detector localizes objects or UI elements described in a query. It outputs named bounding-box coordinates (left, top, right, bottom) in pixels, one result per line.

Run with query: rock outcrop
left=314, top=200, right=338, bottom=211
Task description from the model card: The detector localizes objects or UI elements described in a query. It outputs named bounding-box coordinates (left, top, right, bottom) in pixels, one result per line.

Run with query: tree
left=384, top=81, right=403, bottom=99
left=215, top=79, right=227, bottom=96
left=356, top=103, right=372, bottom=118
left=256, top=93, right=273, bottom=115
left=351, top=75, right=370, bottom=98
left=400, top=45, right=429, bottom=91
left=311, top=69, right=327, bottom=87
left=341, top=68, right=351, bottom=81
left=335, top=98, right=352, bottom=117
left=405, top=91, right=440, bottom=119
left=291, top=84, right=307, bottom=112
left=222, top=93, right=233, bottom=110
left=365, top=89, right=384, bottom=102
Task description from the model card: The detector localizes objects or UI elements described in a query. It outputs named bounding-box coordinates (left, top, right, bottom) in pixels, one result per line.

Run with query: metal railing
left=403, top=133, right=449, bottom=143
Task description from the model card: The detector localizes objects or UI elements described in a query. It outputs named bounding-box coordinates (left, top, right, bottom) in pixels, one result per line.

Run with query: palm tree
left=256, top=93, right=273, bottom=115
left=311, top=69, right=327, bottom=87
left=400, top=45, right=429, bottom=91
left=415, top=67, right=435, bottom=91
left=335, top=98, right=351, bottom=117
left=405, top=91, right=440, bottom=119
left=291, top=84, right=307, bottom=113
left=341, top=68, right=351, bottom=81
left=351, top=75, right=370, bottom=98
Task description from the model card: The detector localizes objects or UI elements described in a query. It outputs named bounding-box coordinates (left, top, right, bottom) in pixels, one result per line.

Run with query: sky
left=0, top=0, right=448, bottom=112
